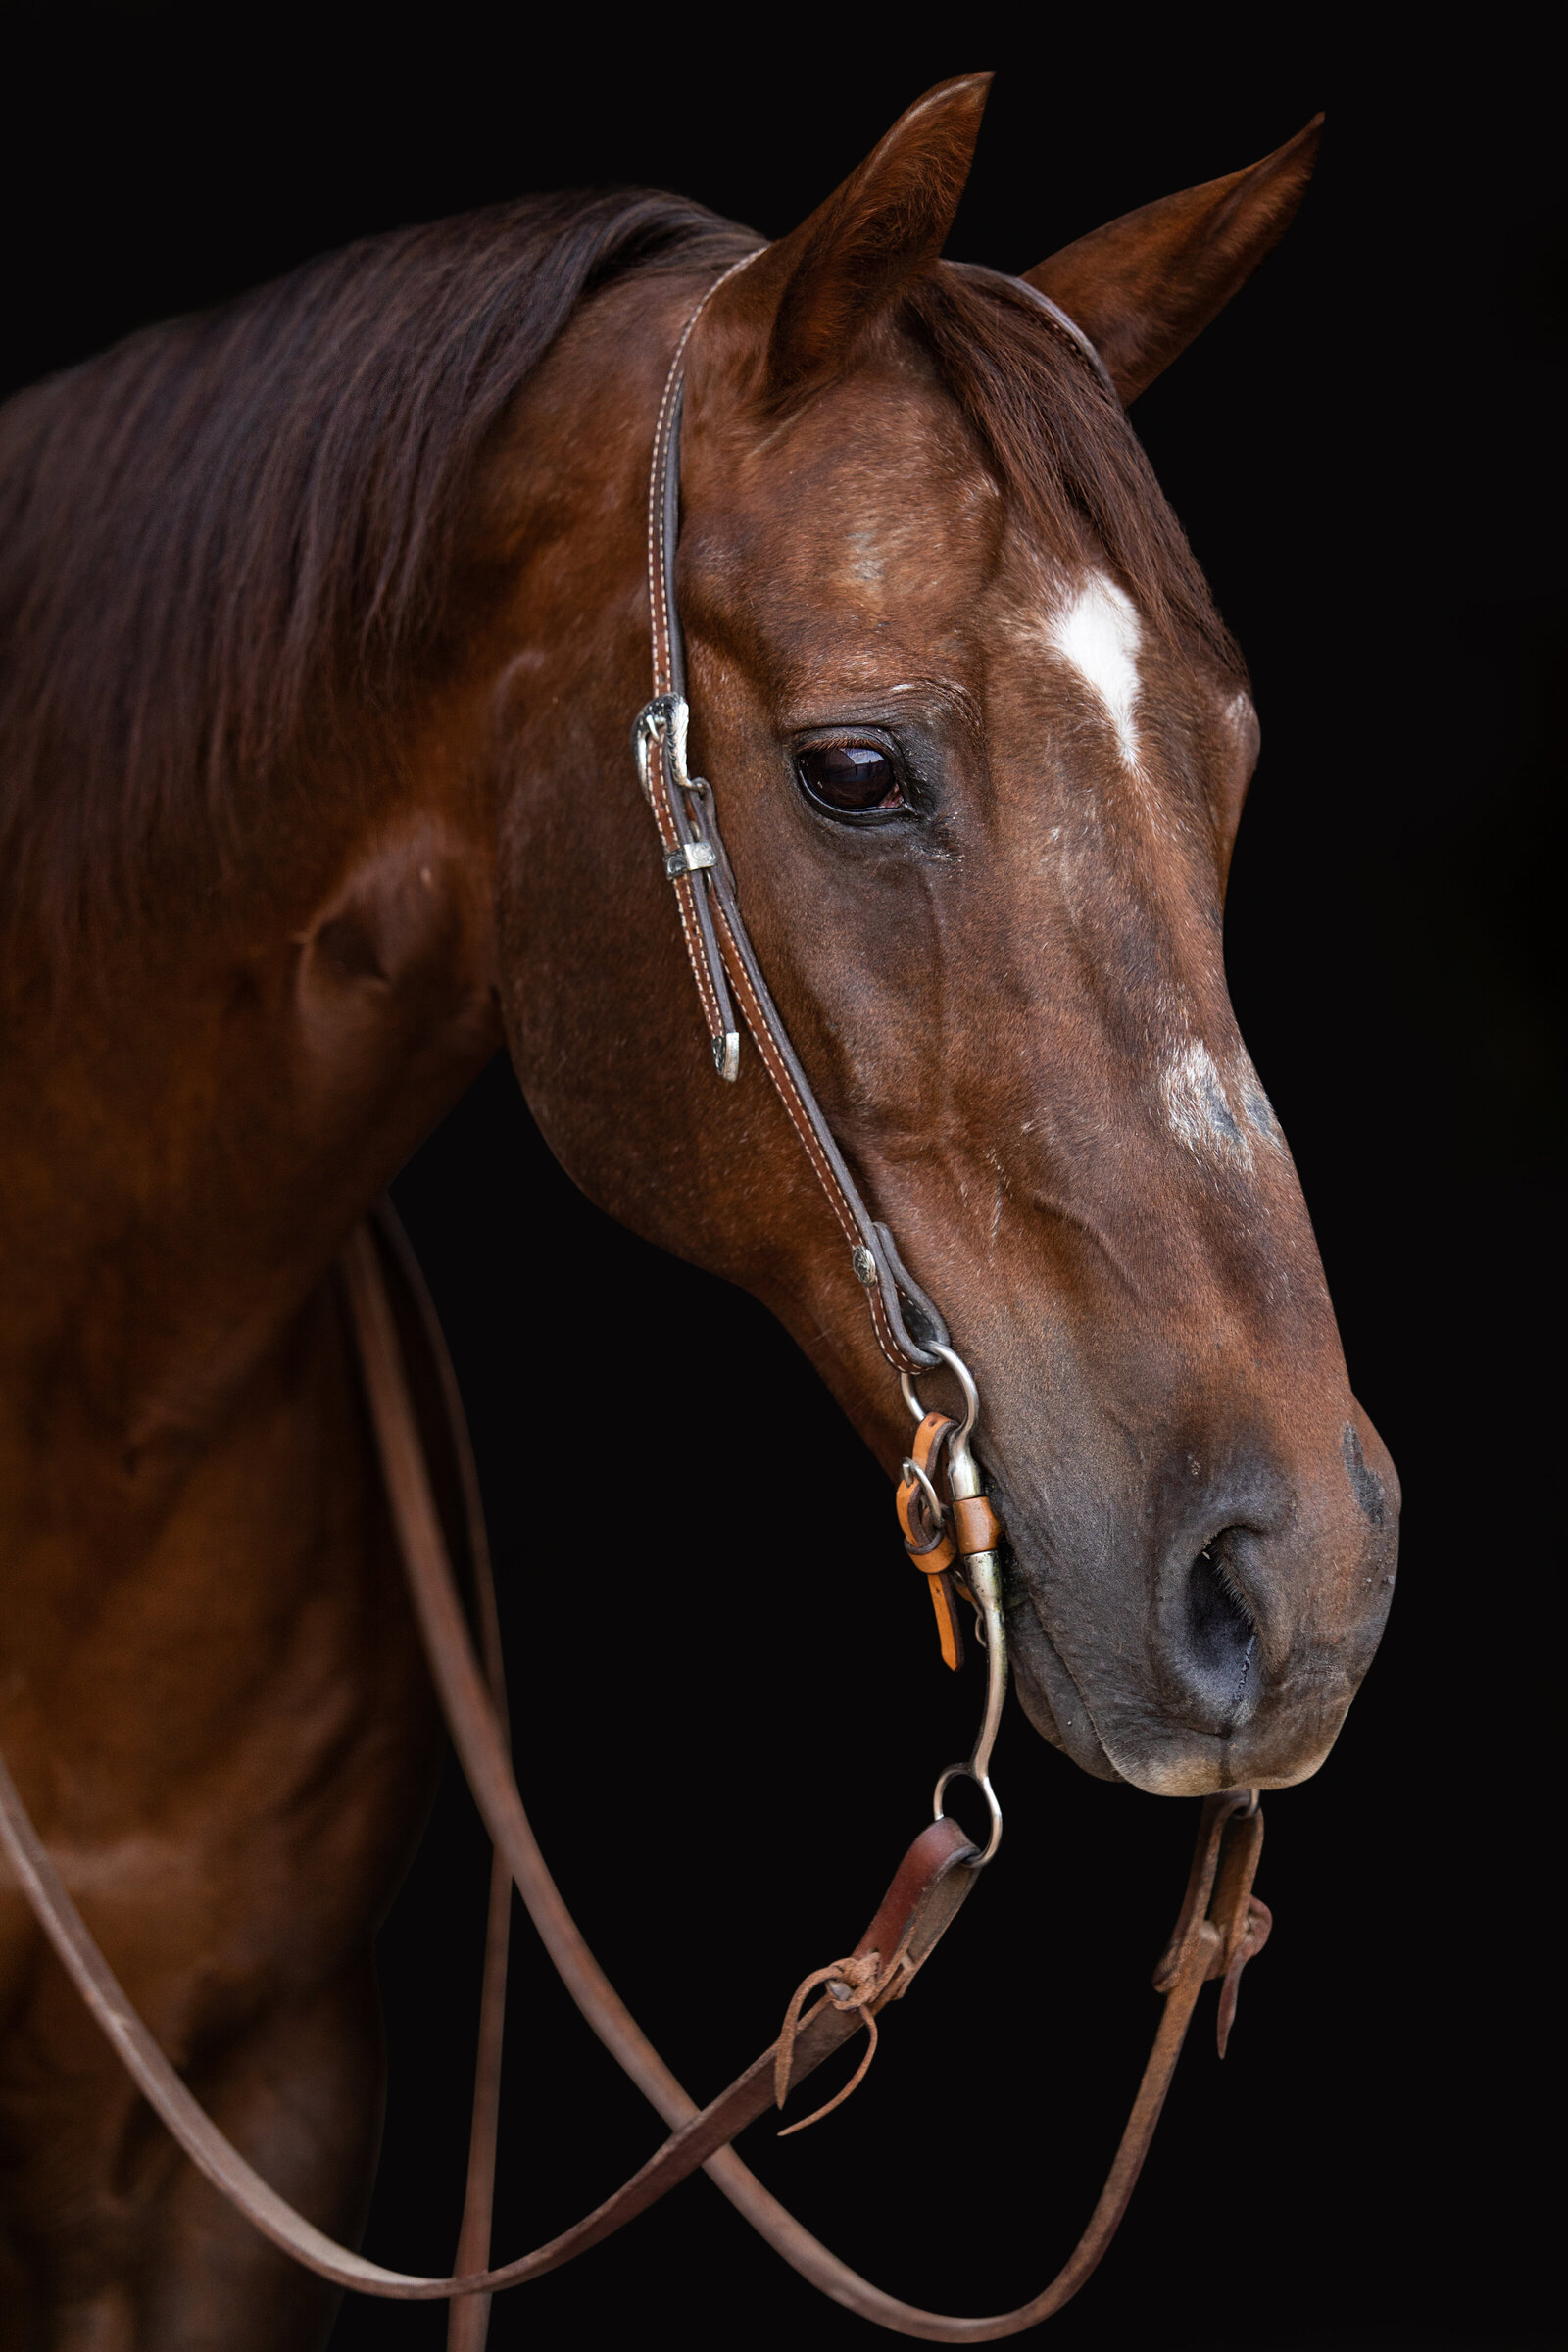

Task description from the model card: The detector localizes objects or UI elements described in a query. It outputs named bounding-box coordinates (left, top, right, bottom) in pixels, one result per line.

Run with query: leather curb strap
left=895, top=1413, right=1006, bottom=1672
left=0, top=1214, right=1271, bottom=2337
left=897, top=1413, right=965, bottom=1669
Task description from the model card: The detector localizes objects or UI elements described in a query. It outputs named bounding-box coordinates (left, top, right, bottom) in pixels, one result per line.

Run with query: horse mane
left=0, top=200, right=1239, bottom=975
left=0, top=190, right=750, bottom=964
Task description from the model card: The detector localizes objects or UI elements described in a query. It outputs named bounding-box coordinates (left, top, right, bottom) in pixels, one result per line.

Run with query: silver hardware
left=934, top=1747, right=1004, bottom=1867
left=851, top=1245, right=877, bottom=1287
left=931, top=1343, right=980, bottom=1446
left=664, top=842, right=715, bottom=878
left=933, top=1548, right=1006, bottom=1866
left=933, top=1593, right=1005, bottom=1863
left=900, top=1340, right=1003, bottom=1865
left=900, top=1341, right=979, bottom=1448
left=712, top=1031, right=741, bottom=1082
left=632, top=692, right=692, bottom=799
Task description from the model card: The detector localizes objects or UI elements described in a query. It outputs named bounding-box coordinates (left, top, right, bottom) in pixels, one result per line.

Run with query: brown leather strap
left=637, top=685, right=947, bottom=1375
left=953, top=1493, right=1002, bottom=1556
left=367, top=1208, right=512, bottom=2350
left=448, top=1845, right=511, bottom=2348
left=774, top=1814, right=981, bottom=2132
left=1152, top=1788, right=1271, bottom=2060
left=0, top=1221, right=1270, bottom=2333
left=0, top=1649, right=985, bottom=2305
left=337, top=1225, right=1265, bottom=2329
left=0, top=1227, right=985, bottom=2306
left=637, top=266, right=951, bottom=1377
left=359, top=1215, right=1269, bottom=2335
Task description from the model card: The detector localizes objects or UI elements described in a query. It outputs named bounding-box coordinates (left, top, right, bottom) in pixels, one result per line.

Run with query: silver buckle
left=632, top=692, right=692, bottom=800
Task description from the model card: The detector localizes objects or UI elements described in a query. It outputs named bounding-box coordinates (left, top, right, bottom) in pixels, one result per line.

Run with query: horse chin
left=1090, top=1728, right=1339, bottom=1798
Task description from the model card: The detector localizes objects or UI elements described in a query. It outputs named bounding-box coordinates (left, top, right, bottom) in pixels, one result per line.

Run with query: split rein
left=0, top=263, right=1274, bottom=2339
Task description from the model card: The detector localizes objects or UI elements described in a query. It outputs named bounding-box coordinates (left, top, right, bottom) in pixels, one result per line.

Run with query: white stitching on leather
left=647, top=745, right=724, bottom=1036
left=646, top=251, right=762, bottom=698
left=640, top=248, right=920, bottom=1374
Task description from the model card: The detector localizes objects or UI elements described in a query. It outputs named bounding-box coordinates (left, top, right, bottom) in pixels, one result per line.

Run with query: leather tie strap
left=773, top=1813, right=981, bottom=2135
left=897, top=1412, right=965, bottom=1669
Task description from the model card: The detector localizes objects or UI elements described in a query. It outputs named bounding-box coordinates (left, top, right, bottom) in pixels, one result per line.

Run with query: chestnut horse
left=0, top=75, right=1398, bottom=2346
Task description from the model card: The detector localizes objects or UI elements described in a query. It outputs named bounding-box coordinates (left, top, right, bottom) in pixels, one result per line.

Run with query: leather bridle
left=632, top=251, right=1014, bottom=1842
left=0, top=263, right=1275, bottom=2341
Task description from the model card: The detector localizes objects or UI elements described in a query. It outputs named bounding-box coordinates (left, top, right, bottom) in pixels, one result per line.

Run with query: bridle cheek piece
left=631, top=256, right=1008, bottom=1794
left=0, top=259, right=1275, bottom=2341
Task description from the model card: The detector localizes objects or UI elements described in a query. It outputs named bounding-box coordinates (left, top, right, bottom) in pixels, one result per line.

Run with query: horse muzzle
left=995, top=1405, right=1400, bottom=1795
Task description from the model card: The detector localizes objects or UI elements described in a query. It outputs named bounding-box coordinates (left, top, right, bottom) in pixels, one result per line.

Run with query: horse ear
left=727, top=73, right=992, bottom=398
left=1023, top=117, right=1324, bottom=405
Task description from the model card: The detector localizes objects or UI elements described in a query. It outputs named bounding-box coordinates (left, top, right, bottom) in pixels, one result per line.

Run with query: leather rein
left=0, top=263, right=1273, bottom=2341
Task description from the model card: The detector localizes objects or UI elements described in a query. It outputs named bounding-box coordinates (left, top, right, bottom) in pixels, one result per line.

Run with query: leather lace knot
left=773, top=1948, right=890, bottom=2136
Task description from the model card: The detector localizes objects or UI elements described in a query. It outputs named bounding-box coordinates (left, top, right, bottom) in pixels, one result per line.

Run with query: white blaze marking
left=1048, top=574, right=1144, bottom=770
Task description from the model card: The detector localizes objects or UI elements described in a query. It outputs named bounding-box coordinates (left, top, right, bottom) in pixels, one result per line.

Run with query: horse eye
left=797, top=743, right=905, bottom=816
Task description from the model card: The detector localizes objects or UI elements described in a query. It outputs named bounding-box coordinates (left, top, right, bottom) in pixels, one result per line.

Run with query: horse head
left=493, top=77, right=1397, bottom=1797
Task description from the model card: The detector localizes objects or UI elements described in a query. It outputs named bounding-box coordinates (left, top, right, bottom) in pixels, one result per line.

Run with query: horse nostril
left=1187, top=1539, right=1258, bottom=1717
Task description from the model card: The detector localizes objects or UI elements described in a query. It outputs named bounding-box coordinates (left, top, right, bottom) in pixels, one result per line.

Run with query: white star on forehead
left=1047, top=573, right=1144, bottom=771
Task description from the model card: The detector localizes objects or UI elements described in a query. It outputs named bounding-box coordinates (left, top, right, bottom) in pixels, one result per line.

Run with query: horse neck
left=0, top=698, right=503, bottom=1515
left=0, top=266, right=685, bottom=1520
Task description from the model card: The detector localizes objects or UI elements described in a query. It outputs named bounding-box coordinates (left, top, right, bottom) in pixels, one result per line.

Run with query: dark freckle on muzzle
left=1342, top=1422, right=1386, bottom=1525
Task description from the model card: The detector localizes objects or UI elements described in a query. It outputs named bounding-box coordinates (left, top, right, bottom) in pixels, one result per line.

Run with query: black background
left=4, top=9, right=1558, bottom=2349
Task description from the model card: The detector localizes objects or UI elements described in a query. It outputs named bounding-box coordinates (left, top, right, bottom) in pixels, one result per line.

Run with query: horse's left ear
left=1024, top=117, right=1323, bottom=404
left=720, top=72, right=992, bottom=400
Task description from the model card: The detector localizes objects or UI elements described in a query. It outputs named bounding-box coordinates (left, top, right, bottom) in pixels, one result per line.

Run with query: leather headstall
left=632, top=252, right=951, bottom=1383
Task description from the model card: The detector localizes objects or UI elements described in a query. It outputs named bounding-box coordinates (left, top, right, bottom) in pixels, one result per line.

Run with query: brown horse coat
left=0, top=78, right=1396, bottom=2344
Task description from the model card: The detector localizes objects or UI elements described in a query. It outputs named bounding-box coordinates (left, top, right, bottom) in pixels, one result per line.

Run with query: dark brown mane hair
left=1, top=201, right=1238, bottom=972
left=0, top=190, right=749, bottom=961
